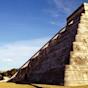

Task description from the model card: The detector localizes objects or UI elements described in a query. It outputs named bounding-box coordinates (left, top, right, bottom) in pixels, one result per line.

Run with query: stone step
left=84, top=12, right=88, bottom=15
left=78, top=23, right=88, bottom=27
left=80, top=23, right=88, bottom=27
left=80, top=16, right=88, bottom=21
left=80, top=18, right=88, bottom=24
left=82, top=11, right=88, bottom=15
left=77, top=24, right=88, bottom=34
left=75, top=35, right=88, bottom=42
left=78, top=25, right=88, bottom=29
left=65, top=64, right=88, bottom=86
left=80, top=13, right=88, bottom=18
left=78, top=25, right=88, bottom=30
left=81, top=13, right=88, bottom=17
left=77, top=29, right=88, bottom=34
left=70, top=51, right=88, bottom=56
left=70, top=55, right=88, bottom=65
left=78, top=22, right=88, bottom=27
left=73, top=43, right=88, bottom=51
left=65, top=65, right=88, bottom=71
left=73, top=42, right=88, bottom=47
left=70, top=50, right=88, bottom=65
left=76, top=34, right=88, bottom=38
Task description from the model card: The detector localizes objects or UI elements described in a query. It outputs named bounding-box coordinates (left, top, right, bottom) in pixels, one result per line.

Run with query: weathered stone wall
left=65, top=3, right=88, bottom=86
left=9, top=3, right=88, bottom=86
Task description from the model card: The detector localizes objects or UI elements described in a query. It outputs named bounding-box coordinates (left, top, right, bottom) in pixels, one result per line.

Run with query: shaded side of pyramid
left=9, top=3, right=88, bottom=86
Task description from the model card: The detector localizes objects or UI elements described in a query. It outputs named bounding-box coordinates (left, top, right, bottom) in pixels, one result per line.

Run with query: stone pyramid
left=9, top=3, right=88, bottom=86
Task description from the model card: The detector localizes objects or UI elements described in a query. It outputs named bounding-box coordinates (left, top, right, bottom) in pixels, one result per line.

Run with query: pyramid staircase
left=65, top=3, right=88, bottom=85
left=9, top=3, right=88, bottom=86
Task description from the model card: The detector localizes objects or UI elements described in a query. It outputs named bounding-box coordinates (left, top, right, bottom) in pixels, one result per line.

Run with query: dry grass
left=0, top=82, right=88, bottom=88
left=0, top=82, right=34, bottom=88
left=32, top=84, right=88, bottom=88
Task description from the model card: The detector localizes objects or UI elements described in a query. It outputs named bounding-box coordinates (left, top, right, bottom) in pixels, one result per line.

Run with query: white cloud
left=50, top=21, right=58, bottom=26
left=43, top=0, right=72, bottom=26
left=3, top=58, right=13, bottom=62
left=53, top=0, right=71, bottom=14
left=0, top=37, right=50, bottom=71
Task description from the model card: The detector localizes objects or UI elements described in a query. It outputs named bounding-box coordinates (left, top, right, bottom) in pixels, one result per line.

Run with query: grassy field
left=0, top=82, right=88, bottom=88
left=0, top=82, right=34, bottom=88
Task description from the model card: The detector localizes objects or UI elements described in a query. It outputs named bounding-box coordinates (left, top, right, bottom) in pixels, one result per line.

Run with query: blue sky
left=0, top=0, right=87, bottom=71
